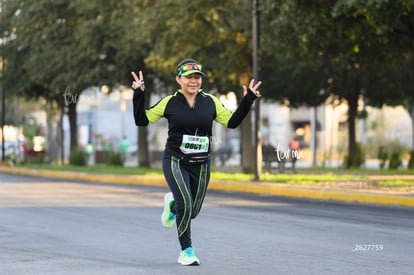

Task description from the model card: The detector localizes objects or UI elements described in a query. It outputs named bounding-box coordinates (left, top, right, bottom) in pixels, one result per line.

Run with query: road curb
left=1, top=167, right=413, bottom=208
left=208, top=180, right=414, bottom=207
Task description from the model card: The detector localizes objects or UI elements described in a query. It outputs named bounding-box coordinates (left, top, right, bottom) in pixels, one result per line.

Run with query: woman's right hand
left=242, top=78, right=261, bottom=98
left=131, top=70, right=145, bottom=91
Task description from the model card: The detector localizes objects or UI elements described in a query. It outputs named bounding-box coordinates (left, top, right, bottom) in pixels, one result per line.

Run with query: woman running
left=131, top=58, right=261, bottom=266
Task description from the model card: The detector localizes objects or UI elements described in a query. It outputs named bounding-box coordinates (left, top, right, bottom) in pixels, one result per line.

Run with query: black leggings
left=162, top=150, right=210, bottom=250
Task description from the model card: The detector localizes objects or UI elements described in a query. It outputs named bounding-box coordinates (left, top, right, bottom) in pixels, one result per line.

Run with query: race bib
left=180, top=135, right=209, bottom=154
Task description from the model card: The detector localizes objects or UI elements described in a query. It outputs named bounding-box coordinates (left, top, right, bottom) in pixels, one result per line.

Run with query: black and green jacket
left=133, top=88, right=257, bottom=163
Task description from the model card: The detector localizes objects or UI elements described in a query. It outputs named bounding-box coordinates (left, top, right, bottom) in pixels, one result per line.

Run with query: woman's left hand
left=243, top=79, right=262, bottom=97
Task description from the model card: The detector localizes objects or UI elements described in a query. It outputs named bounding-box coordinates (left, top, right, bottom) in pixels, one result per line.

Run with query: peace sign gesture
left=131, top=70, right=145, bottom=91
left=243, top=79, right=262, bottom=97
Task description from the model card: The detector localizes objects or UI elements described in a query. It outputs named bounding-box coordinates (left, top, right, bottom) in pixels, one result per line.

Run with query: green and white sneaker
left=161, top=192, right=175, bottom=228
left=178, top=247, right=200, bottom=266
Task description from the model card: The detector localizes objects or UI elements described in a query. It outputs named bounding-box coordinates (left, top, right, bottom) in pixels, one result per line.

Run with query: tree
left=260, top=0, right=414, bottom=167
left=4, top=0, right=412, bottom=171
left=139, top=0, right=258, bottom=172
left=343, top=0, right=414, bottom=150
left=2, top=0, right=149, bottom=162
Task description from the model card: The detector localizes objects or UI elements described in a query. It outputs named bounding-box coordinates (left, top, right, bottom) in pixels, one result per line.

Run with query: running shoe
left=177, top=247, right=200, bottom=266
left=161, top=192, right=175, bottom=228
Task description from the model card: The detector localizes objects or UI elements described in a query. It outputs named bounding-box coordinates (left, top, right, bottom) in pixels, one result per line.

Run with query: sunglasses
left=177, top=63, right=203, bottom=76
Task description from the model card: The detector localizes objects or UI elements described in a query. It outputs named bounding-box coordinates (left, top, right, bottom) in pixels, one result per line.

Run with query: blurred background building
left=3, top=89, right=412, bottom=169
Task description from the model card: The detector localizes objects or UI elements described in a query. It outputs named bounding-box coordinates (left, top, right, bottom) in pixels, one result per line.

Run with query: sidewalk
left=1, top=166, right=413, bottom=208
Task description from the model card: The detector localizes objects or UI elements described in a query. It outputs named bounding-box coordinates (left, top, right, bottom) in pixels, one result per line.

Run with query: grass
left=211, top=171, right=369, bottom=186
left=300, top=166, right=414, bottom=175
left=18, top=163, right=163, bottom=175
left=376, top=179, right=414, bottom=187
left=15, top=163, right=414, bottom=188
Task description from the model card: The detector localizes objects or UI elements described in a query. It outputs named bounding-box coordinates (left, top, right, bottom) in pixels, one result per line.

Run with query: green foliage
left=24, top=151, right=45, bottom=165
left=343, top=142, right=365, bottom=168
left=2, top=0, right=150, bottom=156
left=377, top=140, right=407, bottom=169
left=262, top=0, right=414, bottom=166
left=376, top=179, right=414, bottom=187
left=407, top=151, right=414, bottom=169
left=104, top=151, right=123, bottom=167
left=388, top=153, right=402, bottom=170
left=378, top=146, right=388, bottom=170
left=69, top=147, right=86, bottom=166
left=142, top=0, right=253, bottom=92
left=19, top=163, right=163, bottom=175
left=4, top=151, right=17, bottom=165
left=382, top=139, right=407, bottom=157
left=2, top=0, right=414, bottom=169
left=22, top=122, right=43, bottom=149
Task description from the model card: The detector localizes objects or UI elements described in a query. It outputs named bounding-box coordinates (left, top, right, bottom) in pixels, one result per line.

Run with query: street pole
left=311, top=106, right=317, bottom=166
left=1, top=0, right=5, bottom=161
left=252, top=0, right=261, bottom=181
left=1, top=67, right=4, bottom=162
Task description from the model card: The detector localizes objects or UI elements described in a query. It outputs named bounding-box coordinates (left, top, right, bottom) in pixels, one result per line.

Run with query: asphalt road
left=1, top=172, right=413, bottom=275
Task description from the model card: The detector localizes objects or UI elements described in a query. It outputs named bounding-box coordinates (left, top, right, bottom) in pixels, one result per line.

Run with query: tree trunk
left=411, top=103, right=414, bottom=151
left=67, top=101, right=78, bottom=154
left=59, top=104, right=65, bottom=165
left=241, top=111, right=254, bottom=173
left=46, top=104, right=58, bottom=163
left=346, top=90, right=359, bottom=168
left=237, top=74, right=254, bottom=173
left=137, top=88, right=151, bottom=167
left=45, top=98, right=65, bottom=164
left=138, top=126, right=150, bottom=167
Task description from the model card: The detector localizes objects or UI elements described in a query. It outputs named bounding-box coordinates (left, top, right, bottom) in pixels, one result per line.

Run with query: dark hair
left=176, top=58, right=201, bottom=71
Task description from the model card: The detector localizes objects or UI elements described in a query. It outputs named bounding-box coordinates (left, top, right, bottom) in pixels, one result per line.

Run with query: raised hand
left=131, top=70, right=145, bottom=91
left=243, top=79, right=262, bottom=97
